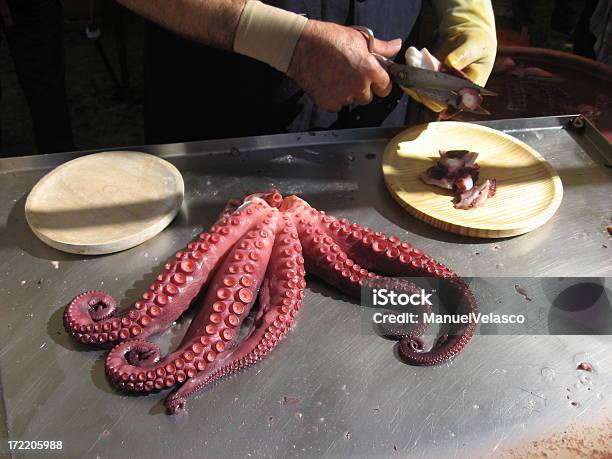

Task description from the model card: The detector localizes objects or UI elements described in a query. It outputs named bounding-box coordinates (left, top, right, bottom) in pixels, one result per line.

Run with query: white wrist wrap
left=233, top=1, right=308, bottom=73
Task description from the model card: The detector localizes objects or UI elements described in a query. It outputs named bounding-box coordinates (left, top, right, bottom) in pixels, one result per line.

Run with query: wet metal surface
left=0, top=117, right=611, bottom=458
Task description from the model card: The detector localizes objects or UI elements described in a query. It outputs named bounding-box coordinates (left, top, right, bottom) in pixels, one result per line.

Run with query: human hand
left=403, top=0, right=497, bottom=113
left=287, top=20, right=402, bottom=112
left=433, top=0, right=497, bottom=87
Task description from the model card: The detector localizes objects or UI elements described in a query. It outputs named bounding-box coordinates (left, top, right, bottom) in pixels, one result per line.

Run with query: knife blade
left=374, top=54, right=497, bottom=96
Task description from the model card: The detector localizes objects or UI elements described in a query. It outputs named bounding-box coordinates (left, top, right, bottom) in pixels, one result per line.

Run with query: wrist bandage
left=233, top=0, right=308, bottom=73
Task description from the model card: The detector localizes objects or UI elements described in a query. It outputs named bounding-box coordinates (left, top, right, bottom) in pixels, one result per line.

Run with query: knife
left=351, top=26, right=496, bottom=114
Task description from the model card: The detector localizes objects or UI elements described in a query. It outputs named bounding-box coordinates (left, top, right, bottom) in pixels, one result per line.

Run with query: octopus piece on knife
left=404, top=47, right=484, bottom=113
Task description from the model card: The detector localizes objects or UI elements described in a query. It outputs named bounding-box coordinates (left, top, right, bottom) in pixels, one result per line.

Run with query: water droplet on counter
left=473, top=404, right=480, bottom=409
left=541, top=367, right=556, bottom=380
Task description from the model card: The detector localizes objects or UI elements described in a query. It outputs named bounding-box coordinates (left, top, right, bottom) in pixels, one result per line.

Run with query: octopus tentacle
left=64, top=197, right=272, bottom=347
left=165, top=214, right=305, bottom=413
left=296, top=223, right=430, bottom=337
left=279, top=196, right=451, bottom=277
left=105, top=210, right=281, bottom=392
left=281, top=195, right=476, bottom=365
left=397, top=279, right=477, bottom=366
left=297, top=218, right=431, bottom=339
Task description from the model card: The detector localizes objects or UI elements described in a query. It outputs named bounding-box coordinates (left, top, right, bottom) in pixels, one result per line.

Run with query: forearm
left=117, top=0, right=247, bottom=49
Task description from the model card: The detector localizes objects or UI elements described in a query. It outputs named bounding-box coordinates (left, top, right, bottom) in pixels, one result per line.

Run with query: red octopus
left=64, top=191, right=477, bottom=414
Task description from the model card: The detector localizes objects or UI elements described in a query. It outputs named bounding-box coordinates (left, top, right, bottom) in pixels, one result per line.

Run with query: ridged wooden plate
left=26, top=151, right=184, bottom=255
left=382, top=122, right=563, bottom=238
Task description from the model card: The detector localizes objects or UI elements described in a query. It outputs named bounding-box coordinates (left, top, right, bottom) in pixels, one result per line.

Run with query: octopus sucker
left=64, top=190, right=478, bottom=413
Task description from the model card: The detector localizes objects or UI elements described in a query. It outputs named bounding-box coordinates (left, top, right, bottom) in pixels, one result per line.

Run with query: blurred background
left=0, top=0, right=610, bottom=157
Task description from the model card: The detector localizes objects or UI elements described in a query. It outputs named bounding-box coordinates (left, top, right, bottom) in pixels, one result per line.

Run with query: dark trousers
left=0, top=0, right=74, bottom=155
left=144, top=0, right=422, bottom=145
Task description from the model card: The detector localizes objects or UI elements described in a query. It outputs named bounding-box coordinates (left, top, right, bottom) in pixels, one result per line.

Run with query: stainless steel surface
left=1, top=117, right=611, bottom=458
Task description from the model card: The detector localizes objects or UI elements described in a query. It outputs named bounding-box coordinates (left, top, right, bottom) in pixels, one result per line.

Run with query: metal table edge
left=1, top=115, right=610, bottom=175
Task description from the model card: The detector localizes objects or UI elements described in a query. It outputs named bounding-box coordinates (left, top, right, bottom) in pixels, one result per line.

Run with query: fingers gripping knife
left=351, top=25, right=496, bottom=115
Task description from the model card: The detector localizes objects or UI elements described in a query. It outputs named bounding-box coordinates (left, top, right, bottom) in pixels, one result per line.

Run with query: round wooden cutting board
left=382, top=122, right=563, bottom=238
left=26, top=151, right=184, bottom=255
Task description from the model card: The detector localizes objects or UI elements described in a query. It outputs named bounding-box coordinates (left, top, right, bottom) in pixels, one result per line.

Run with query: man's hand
left=287, top=20, right=402, bottom=112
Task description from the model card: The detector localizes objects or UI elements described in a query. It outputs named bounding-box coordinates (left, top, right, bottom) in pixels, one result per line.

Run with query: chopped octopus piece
left=457, top=88, right=484, bottom=111
left=419, top=150, right=497, bottom=209
left=439, top=150, right=479, bottom=172
left=454, top=179, right=497, bottom=209
left=421, top=166, right=454, bottom=190
left=454, top=173, right=475, bottom=194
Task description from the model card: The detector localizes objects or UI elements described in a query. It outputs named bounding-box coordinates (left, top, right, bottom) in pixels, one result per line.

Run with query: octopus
left=63, top=191, right=477, bottom=414
left=420, top=150, right=497, bottom=209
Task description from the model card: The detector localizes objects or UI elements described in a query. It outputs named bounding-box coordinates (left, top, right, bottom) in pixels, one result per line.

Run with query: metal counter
left=1, top=116, right=611, bottom=458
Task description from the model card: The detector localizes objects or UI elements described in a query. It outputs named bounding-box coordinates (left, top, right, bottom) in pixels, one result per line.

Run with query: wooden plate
left=26, top=151, right=184, bottom=255
left=382, top=122, right=563, bottom=238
